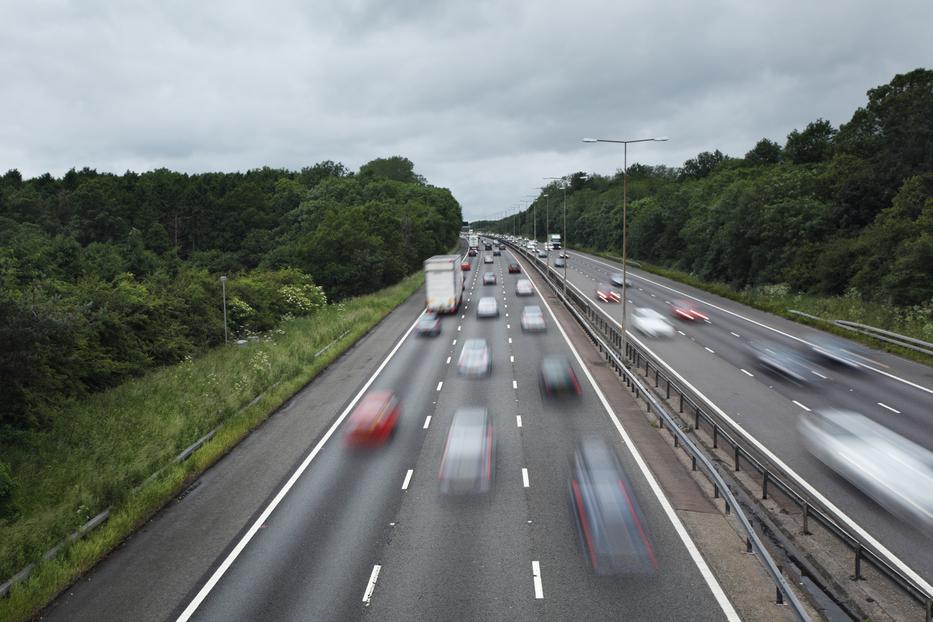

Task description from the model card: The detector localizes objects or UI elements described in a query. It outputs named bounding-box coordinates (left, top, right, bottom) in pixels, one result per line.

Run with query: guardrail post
left=713, top=483, right=719, bottom=499
left=853, top=545, right=864, bottom=580
left=654, top=369, right=659, bottom=387
left=679, top=392, right=684, bottom=414
left=734, top=446, right=740, bottom=471
left=762, top=470, right=769, bottom=500
left=776, top=579, right=785, bottom=605
left=691, top=455, right=697, bottom=471
left=665, top=380, right=670, bottom=399
left=693, top=406, right=699, bottom=428
left=724, top=499, right=731, bottom=515
left=925, top=598, right=932, bottom=622
left=802, top=503, right=810, bottom=535
left=746, top=536, right=753, bottom=554
left=673, top=433, right=679, bottom=448
left=713, top=425, right=719, bottom=449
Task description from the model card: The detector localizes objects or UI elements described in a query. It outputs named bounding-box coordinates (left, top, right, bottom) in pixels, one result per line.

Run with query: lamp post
left=582, top=136, right=668, bottom=355
left=545, top=177, right=569, bottom=293
left=220, top=275, right=229, bottom=345
left=538, top=189, right=550, bottom=258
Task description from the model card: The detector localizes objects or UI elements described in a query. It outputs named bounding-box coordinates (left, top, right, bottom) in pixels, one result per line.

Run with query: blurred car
left=493, top=249, right=501, bottom=256
left=467, top=249, right=477, bottom=257
left=540, top=355, right=581, bottom=396
left=799, top=409, right=933, bottom=531
left=569, top=438, right=657, bottom=575
left=439, top=407, right=495, bottom=494
left=461, top=261, right=471, bottom=271
left=808, top=335, right=865, bottom=370
left=554, top=257, right=566, bottom=268
left=477, top=296, right=499, bottom=318
left=558, top=251, right=569, bottom=258
left=508, top=263, right=521, bottom=274
left=515, top=279, right=534, bottom=296
left=748, top=339, right=811, bottom=384
left=416, top=312, right=441, bottom=337
left=483, top=271, right=497, bottom=285
left=595, top=283, right=621, bottom=303
left=498, top=243, right=506, bottom=250
left=609, top=273, right=630, bottom=288
left=631, top=308, right=674, bottom=338
left=670, top=299, right=708, bottom=321
left=484, top=254, right=494, bottom=264
left=521, top=305, right=546, bottom=332
left=537, top=249, right=548, bottom=258
left=345, top=390, right=400, bottom=446
left=457, top=338, right=491, bottom=376
left=484, top=243, right=492, bottom=251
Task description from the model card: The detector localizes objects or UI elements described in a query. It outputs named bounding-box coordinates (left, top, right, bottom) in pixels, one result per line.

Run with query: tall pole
left=622, top=143, right=628, bottom=351
left=562, top=182, right=567, bottom=293
left=220, top=276, right=228, bottom=345
left=545, top=193, right=550, bottom=256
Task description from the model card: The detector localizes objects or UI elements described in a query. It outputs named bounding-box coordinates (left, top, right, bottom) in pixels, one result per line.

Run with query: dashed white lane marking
left=677, top=330, right=686, bottom=336
left=730, top=331, right=741, bottom=338
left=522, top=468, right=530, bottom=488
left=452, top=339, right=457, bottom=346
left=704, top=347, right=715, bottom=354
left=436, top=381, right=443, bottom=391
left=423, top=415, right=431, bottom=429
left=531, top=561, right=544, bottom=599
left=740, top=368, right=754, bottom=377
left=508, top=337, right=513, bottom=344
left=811, top=370, right=827, bottom=379
left=505, top=312, right=509, bottom=317
left=510, top=355, right=514, bottom=363
left=457, top=325, right=462, bottom=332
left=516, top=415, right=522, bottom=428
left=461, top=314, right=465, bottom=319
left=401, top=469, right=414, bottom=490
left=362, top=564, right=381, bottom=606
left=513, top=380, right=518, bottom=389
left=446, top=356, right=451, bottom=365
left=792, top=400, right=811, bottom=412
left=878, top=402, right=901, bottom=414
left=507, top=324, right=510, bottom=329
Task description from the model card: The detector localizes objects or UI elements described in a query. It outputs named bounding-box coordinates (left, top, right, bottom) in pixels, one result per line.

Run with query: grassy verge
left=0, top=272, right=424, bottom=622
left=579, top=247, right=933, bottom=366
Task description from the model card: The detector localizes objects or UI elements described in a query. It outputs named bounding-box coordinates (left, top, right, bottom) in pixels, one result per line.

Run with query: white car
left=521, top=305, right=546, bottom=332
left=457, top=339, right=491, bottom=377
left=484, top=254, right=494, bottom=264
left=477, top=296, right=499, bottom=318
left=631, top=308, right=674, bottom=338
left=515, top=279, right=534, bottom=296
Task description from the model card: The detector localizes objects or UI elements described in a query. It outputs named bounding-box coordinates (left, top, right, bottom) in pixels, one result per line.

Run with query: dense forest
left=0, top=156, right=462, bottom=431
left=481, top=69, right=932, bottom=308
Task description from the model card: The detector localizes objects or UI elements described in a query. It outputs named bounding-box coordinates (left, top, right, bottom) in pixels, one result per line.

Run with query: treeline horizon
left=0, top=156, right=462, bottom=432
left=479, top=68, right=932, bottom=309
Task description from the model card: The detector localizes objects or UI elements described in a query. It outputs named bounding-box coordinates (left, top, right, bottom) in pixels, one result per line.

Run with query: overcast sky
left=2, top=1, right=931, bottom=221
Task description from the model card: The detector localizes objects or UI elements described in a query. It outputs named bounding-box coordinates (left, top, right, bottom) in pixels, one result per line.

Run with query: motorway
left=520, top=243, right=933, bottom=588
left=42, top=244, right=745, bottom=622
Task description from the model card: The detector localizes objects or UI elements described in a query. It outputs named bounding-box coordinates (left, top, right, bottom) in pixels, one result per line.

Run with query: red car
left=345, top=390, right=400, bottom=445
left=671, top=299, right=708, bottom=321
left=595, top=284, right=621, bottom=303
left=461, top=262, right=471, bottom=271
left=508, top=263, right=521, bottom=273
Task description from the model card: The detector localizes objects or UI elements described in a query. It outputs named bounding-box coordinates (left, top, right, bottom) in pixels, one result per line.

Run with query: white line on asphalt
left=677, top=330, right=686, bottom=336
left=436, top=381, right=443, bottom=391
left=446, top=356, right=451, bottom=365
left=510, top=355, right=514, bottom=363
left=513, top=380, right=518, bottom=389
left=401, top=469, right=414, bottom=490
left=811, top=370, right=827, bottom=379
left=526, top=273, right=739, bottom=620
left=461, top=314, right=465, bottom=319
left=792, top=400, right=811, bottom=412
left=740, top=369, right=754, bottom=377
left=704, top=347, right=715, bottom=354
left=507, top=324, right=510, bottom=329
left=878, top=402, right=901, bottom=414
left=457, top=325, right=461, bottom=331
left=531, top=561, right=544, bottom=599
left=522, top=468, right=529, bottom=488
left=176, top=310, right=427, bottom=621
left=516, top=415, right=522, bottom=427
left=508, top=337, right=512, bottom=344
left=730, top=332, right=741, bottom=338
left=423, top=415, right=431, bottom=429
left=362, top=564, right=381, bottom=606
left=452, top=339, right=457, bottom=346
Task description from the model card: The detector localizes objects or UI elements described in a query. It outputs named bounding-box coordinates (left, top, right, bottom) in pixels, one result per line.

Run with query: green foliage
left=0, top=461, right=17, bottom=520
left=784, top=118, right=836, bottom=164
left=744, top=138, right=782, bottom=165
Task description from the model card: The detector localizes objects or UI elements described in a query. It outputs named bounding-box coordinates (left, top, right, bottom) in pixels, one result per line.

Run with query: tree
left=358, top=156, right=425, bottom=184
left=745, top=139, right=782, bottom=165
left=784, top=118, right=836, bottom=164
left=681, top=150, right=726, bottom=179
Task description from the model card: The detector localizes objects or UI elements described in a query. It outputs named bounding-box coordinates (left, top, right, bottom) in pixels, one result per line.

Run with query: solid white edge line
left=423, top=415, right=431, bottom=429
left=531, top=560, right=544, bottom=599
left=524, top=270, right=739, bottom=620
left=362, top=564, right=381, bottom=605
left=559, top=265, right=933, bottom=594
left=740, top=369, right=754, bottom=377
left=878, top=402, right=901, bottom=414
left=792, top=400, right=811, bottom=412
left=401, top=469, right=414, bottom=490
left=516, top=415, right=522, bottom=428
left=175, top=310, right=426, bottom=622
left=577, top=251, right=933, bottom=397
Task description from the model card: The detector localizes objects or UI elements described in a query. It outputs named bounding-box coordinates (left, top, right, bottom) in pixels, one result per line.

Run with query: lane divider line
left=792, top=400, right=811, bottom=412
left=522, top=468, right=530, bottom=488
left=531, top=561, right=544, bottom=599
left=704, top=347, right=715, bottom=354
left=878, top=402, right=901, bottom=414
left=423, top=416, right=431, bottom=429
left=401, top=469, right=414, bottom=490
left=436, top=381, right=443, bottom=392
left=513, top=380, right=518, bottom=389
left=362, top=564, right=381, bottom=606
left=740, top=369, right=754, bottom=377
left=516, top=415, right=522, bottom=428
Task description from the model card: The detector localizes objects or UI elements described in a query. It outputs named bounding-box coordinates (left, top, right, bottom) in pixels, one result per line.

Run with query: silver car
left=521, top=305, right=546, bottom=332
left=439, top=407, right=495, bottom=494
left=457, top=338, right=490, bottom=377
left=477, top=296, right=499, bottom=318
left=631, top=308, right=674, bottom=338
left=515, top=279, right=534, bottom=296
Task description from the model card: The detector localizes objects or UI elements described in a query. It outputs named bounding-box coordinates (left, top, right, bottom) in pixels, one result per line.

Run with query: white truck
left=468, top=234, right=479, bottom=251
left=424, top=255, right=465, bottom=314
left=549, top=233, right=561, bottom=249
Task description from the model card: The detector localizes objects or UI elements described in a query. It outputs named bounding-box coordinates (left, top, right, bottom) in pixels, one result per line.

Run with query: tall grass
left=0, top=272, right=423, bottom=621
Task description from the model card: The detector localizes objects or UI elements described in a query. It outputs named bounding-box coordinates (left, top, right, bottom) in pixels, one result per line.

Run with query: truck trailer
left=424, top=255, right=465, bottom=314
left=548, top=233, right=561, bottom=250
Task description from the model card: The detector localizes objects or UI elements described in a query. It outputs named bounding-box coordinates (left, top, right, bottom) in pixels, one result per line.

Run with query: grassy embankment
left=581, top=247, right=933, bottom=366
left=0, top=272, right=424, bottom=622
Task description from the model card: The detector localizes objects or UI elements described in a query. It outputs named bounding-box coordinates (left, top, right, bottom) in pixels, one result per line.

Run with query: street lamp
left=220, top=275, right=229, bottom=345
left=538, top=189, right=550, bottom=257
left=582, top=136, right=669, bottom=356
left=545, top=176, right=571, bottom=294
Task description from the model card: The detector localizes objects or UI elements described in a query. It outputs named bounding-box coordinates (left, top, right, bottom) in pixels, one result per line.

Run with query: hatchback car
left=468, top=249, right=477, bottom=257
left=345, top=390, right=400, bottom=446
left=554, top=258, right=566, bottom=268
left=540, top=355, right=581, bottom=397
left=461, top=261, right=471, bottom=271
left=439, top=407, right=495, bottom=494
left=521, top=305, right=546, bottom=332
left=631, top=308, right=674, bottom=338
left=457, top=338, right=491, bottom=377
left=515, top=279, right=534, bottom=296
left=537, top=250, right=548, bottom=258
left=595, top=284, right=621, bottom=303
left=748, top=340, right=811, bottom=384
left=508, top=263, right=521, bottom=274
left=609, top=273, right=631, bottom=288
left=493, top=249, right=501, bottom=256
left=484, top=254, right=494, bottom=264
left=670, top=299, right=708, bottom=321
left=483, top=272, right=497, bottom=285
left=569, top=438, right=657, bottom=575
left=477, top=296, right=499, bottom=318
left=416, top=312, right=441, bottom=337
